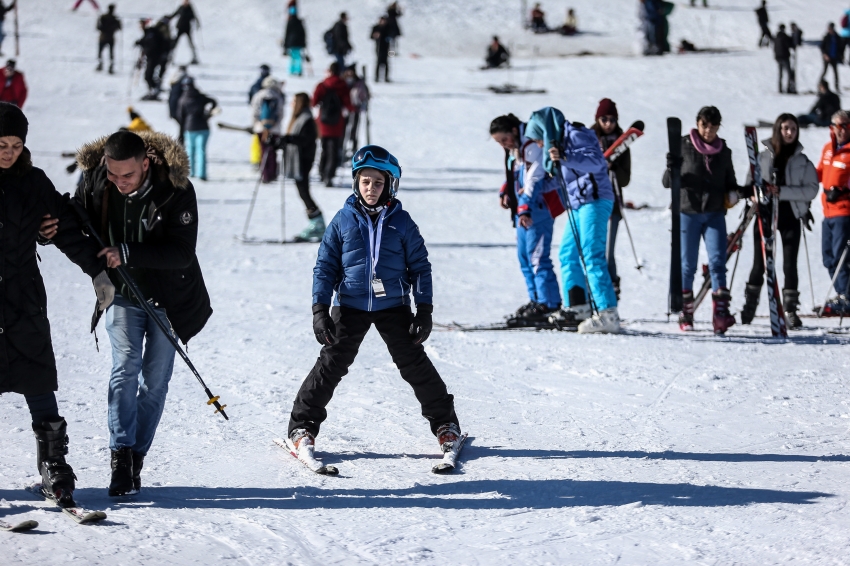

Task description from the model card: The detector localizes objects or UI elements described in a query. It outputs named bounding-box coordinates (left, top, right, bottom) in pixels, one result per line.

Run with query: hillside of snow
left=3, top=0, right=850, bottom=564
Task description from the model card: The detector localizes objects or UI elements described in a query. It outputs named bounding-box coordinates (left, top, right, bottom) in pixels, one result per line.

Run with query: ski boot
left=289, top=428, right=316, bottom=454
left=33, top=419, right=77, bottom=508
left=95, top=60, right=103, bottom=72
left=577, top=307, right=621, bottom=334
left=821, top=295, right=850, bottom=317
left=741, top=284, right=760, bottom=325
left=679, top=290, right=695, bottom=331
left=611, top=276, right=621, bottom=301
left=547, top=306, right=584, bottom=330
left=436, top=423, right=461, bottom=453
left=108, top=63, right=114, bottom=75
left=132, top=451, right=145, bottom=492
left=783, top=289, right=802, bottom=330
left=507, top=302, right=558, bottom=327
left=712, top=287, right=736, bottom=335
left=511, top=301, right=537, bottom=320
left=293, top=212, right=326, bottom=243
left=108, top=447, right=137, bottom=497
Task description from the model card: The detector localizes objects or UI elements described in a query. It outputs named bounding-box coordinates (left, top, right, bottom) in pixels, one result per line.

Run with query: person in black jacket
left=485, top=36, right=510, bottom=69
left=755, top=1, right=771, bottom=47
left=821, top=23, right=841, bottom=92
left=663, top=106, right=740, bottom=334
left=171, top=0, right=199, bottom=65
left=175, top=77, right=216, bottom=181
left=591, top=99, right=631, bottom=299
left=96, top=4, right=121, bottom=74
left=44, top=130, right=212, bottom=497
left=136, top=18, right=170, bottom=99
left=168, top=65, right=190, bottom=143
left=0, top=1, right=15, bottom=57
left=386, top=2, right=402, bottom=54
left=799, top=80, right=841, bottom=127
left=774, top=24, right=794, bottom=94
left=283, top=3, right=306, bottom=76
left=0, top=102, right=109, bottom=509
left=371, top=16, right=391, bottom=82
left=278, top=92, right=322, bottom=241
left=330, top=12, right=351, bottom=69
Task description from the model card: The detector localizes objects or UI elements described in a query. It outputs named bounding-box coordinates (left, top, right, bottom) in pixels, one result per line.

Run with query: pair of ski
left=666, top=120, right=786, bottom=337
left=2, top=485, right=106, bottom=531
left=274, top=434, right=469, bottom=475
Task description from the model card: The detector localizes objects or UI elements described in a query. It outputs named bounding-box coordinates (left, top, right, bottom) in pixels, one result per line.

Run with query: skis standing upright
left=667, top=118, right=683, bottom=314
left=744, top=126, right=787, bottom=337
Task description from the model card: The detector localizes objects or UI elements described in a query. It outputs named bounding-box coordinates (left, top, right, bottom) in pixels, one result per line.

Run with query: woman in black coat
left=280, top=92, right=322, bottom=242
left=0, top=102, right=107, bottom=507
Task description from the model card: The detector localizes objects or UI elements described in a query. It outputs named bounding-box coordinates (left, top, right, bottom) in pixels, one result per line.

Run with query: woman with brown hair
left=741, top=113, right=818, bottom=329
left=280, top=92, right=321, bottom=241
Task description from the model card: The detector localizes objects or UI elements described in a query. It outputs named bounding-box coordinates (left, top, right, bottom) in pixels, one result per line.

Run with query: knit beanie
left=0, top=102, right=27, bottom=143
left=595, top=98, right=618, bottom=120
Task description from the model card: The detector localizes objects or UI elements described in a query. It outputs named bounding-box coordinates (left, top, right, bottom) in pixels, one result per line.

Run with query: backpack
left=320, top=88, right=342, bottom=125
left=260, top=95, right=280, bottom=124
left=843, top=14, right=850, bottom=30
left=323, top=28, right=335, bottom=55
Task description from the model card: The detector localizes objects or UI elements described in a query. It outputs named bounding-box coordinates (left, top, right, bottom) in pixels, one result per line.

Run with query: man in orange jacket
left=817, top=109, right=850, bottom=313
left=0, top=59, right=26, bottom=108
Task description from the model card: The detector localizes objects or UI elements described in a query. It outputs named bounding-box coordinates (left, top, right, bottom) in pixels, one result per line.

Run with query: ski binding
left=274, top=438, right=339, bottom=476
left=26, top=484, right=107, bottom=525
left=432, top=432, right=469, bottom=474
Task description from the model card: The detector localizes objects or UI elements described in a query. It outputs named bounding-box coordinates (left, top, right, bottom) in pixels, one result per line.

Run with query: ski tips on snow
left=26, top=483, right=107, bottom=525
left=275, top=438, right=340, bottom=476
left=432, top=433, right=468, bottom=474
left=0, top=519, right=38, bottom=532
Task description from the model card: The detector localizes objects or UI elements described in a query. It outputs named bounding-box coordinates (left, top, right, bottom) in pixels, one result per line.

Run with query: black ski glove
left=409, top=304, right=433, bottom=345
left=803, top=210, right=814, bottom=231
left=665, top=152, right=682, bottom=170
left=312, top=303, right=335, bottom=346
left=826, top=186, right=845, bottom=204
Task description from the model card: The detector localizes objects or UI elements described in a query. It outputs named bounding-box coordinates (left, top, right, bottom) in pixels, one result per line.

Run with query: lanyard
left=366, top=208, right=387, bottom=280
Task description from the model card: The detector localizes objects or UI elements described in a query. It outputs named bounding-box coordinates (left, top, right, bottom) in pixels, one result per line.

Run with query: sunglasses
left=831, top=123, right=850, bottom=132
left=353, top=145, right=400, bottom=167
left=599, top=116, right=617, bottom=124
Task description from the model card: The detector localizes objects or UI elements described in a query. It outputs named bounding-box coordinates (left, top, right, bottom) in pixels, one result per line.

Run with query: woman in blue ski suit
left=287, top=145, right=461, bottom=455
left=490, top=114, right=561, bottom=324
left=524, top=107, right=620, bottom=333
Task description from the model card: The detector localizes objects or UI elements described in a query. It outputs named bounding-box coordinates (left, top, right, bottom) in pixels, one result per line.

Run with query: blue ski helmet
left=351, top=145, right=402, bottom=191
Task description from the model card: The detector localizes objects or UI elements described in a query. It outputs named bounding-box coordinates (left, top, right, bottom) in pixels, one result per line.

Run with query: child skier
left=524, top=107, right=620, bottom=333
left=490, top=113, right=562, bottom=325
left=287, top=145, right=462, bottom=463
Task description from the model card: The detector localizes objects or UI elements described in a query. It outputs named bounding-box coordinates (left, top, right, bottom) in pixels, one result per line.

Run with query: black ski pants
left=821, top=59, right=840, bottom=92
left=288, top=305, right=459, bottom=438
left=747, top=201, right=800, bottom=290
left=319, top=136, right=342, bottom=183
left=25, top=392, right=61, bottom=426
left=777, top=58, right=792, bottom=93
left=295, top=177, right=318, bottom=214
left=98, top=38, right=115, bottom=63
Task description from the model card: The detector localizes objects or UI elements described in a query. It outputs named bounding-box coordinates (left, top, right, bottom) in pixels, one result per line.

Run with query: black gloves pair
left=311, top=303, right=434, bottom=346
left=665, top=152, right=683, bottom=170
left=825, top=186, right=846, bottom=204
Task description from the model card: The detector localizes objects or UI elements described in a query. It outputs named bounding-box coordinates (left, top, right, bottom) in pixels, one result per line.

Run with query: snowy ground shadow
left=620, top=327, right=850, bottom=345
left=466, top=447, right=850, bottom=464
left=71, top=480, right=830, bottom=511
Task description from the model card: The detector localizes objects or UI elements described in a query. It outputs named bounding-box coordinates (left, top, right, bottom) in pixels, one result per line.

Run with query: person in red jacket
left=817, top=109, right=850, bottom=314
left=312, top=62, right=353, bottom=187
left=0, top=59, right=26, bottom=108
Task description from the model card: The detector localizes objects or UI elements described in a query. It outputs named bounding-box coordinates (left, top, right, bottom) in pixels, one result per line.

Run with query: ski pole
left=242, top=142, right=269, bottom=240
left=280, top=144, right=286, bottom=243
left=555, top=163, right=598, bottom=316
left=801, top=218, right=815, bottom=309
left=71, top=202, right=229, bottom=420
left=612, top=174, right=642, bottom=272
left=818, top=240, right=850, bottom=317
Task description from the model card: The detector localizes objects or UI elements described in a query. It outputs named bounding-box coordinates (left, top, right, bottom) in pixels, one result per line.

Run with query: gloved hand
left=826, top=186, right=845, bottom=204
left=93, top=270, right=115, bottom=311
left=409, top=304, right=433, bottom=345
left=312, top=303, right=335, bottom=346
left=803, top=210, right=814, bottom=231
left=665, top=152, right=683, bottom=170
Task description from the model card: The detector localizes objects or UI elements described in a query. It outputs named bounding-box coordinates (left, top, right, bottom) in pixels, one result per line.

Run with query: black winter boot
left=33, top=419, right=77, bottom=508
left=108, top=447, right=136, bottom=497
left=678, top=290, right=695, bottom=331
left=741, top=284, right=760, bottom=325
left=132, top=451, right=145, bottom=492
left=712, top=288, right=736, bottom=335
left=783, top=289, right=802, bottom=329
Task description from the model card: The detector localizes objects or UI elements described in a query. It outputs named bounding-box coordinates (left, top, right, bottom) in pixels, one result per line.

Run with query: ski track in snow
left=3, top=0, right=850, bottom=564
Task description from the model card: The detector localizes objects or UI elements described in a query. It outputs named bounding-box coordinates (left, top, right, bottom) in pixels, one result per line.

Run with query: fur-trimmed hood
left=75, top=131, right=190, bottom=189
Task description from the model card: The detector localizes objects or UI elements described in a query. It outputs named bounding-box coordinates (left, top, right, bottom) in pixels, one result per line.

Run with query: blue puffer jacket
left=313, top=195, right=432, bottom=311
left=526, top=107, right=614, bottom=210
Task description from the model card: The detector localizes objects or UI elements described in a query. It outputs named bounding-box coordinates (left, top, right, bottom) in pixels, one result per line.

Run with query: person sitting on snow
left=485, top=36, right=510, bottom=69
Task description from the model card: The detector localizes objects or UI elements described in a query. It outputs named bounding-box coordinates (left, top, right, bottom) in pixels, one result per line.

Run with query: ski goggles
left=351, top=145, right=402, bottom=179
left=831, top=122, right=850, bottom=132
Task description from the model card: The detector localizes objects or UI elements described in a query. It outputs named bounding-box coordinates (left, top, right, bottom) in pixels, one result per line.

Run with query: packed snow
left=3, top=0, right=850, bottom=563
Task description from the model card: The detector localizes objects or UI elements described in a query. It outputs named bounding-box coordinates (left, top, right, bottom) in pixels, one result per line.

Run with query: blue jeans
left=334, top=53, right=345, bottom=69
left=680, top=212, right=727, bottom=291
left=105, top=294, right=176, bottom=455
left=822, top=216, right=850, bottom=296
left=559, top=198, right=617, bottom=311
left=184, top=130, right=210, bottom=179
left=289, top=47, right=303, bottom=75
left=517, top=215, right=561, bottom=309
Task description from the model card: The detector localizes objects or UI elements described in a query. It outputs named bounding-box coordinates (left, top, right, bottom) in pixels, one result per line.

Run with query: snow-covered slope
left=3, top=1, right=850, bottom=564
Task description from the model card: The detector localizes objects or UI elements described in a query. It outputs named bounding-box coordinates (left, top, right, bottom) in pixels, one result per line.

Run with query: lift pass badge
left=372, top=279, right=386, bottom=297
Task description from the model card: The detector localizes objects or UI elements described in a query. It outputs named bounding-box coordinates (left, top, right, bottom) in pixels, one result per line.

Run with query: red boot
left=712, top=287, right=736, bottom=335
left=679, top=290, right=695, bottom=331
